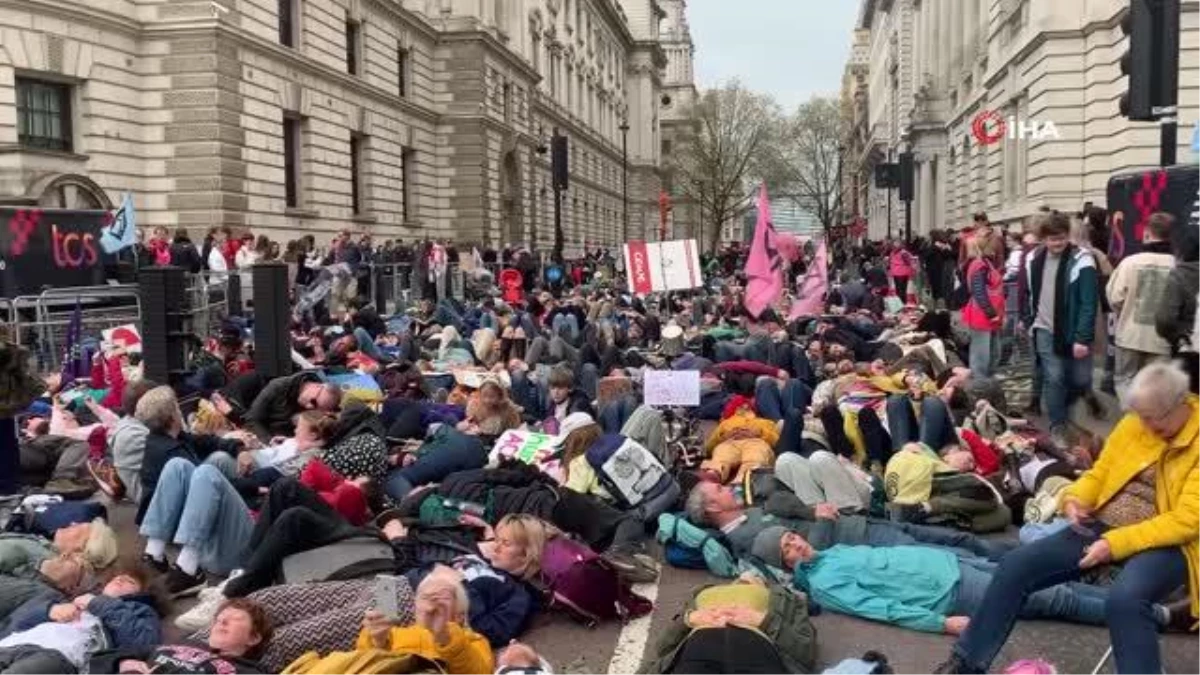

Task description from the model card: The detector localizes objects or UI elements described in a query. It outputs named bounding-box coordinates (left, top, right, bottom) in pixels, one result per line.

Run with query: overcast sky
left=686, top=0, right=859, bottom=111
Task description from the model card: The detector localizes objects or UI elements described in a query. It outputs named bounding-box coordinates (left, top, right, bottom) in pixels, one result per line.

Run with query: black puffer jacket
left=1156, top=260, right=1199, bottom=353
left=243, top=372, right=321, bottom=442
left=436, top=465, right=559, bottom=523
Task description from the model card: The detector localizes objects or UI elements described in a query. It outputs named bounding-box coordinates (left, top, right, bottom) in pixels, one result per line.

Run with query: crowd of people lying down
left=1, top=230, right=1196, bottom=675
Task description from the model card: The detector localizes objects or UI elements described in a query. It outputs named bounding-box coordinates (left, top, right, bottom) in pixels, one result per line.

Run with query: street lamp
left=619, top=118, right=630, bottom=243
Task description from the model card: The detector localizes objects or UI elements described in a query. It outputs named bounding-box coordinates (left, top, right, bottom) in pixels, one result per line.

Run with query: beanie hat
left=750, top=525, right=789, bottom=569
left=720, top=394, right=755, bottom=421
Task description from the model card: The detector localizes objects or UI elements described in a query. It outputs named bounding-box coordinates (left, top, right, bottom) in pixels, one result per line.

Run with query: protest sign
left=624, top=238, right=703, bottom=295
left=643, top=370, right=701, bottom=407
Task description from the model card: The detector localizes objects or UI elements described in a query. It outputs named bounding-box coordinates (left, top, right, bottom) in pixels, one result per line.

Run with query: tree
left=771, top=96, right=844, bottom=234
left=665, top=81, right=782, bottom=252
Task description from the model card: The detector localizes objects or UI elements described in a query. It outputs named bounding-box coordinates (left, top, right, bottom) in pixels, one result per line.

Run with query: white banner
left=643, top=370, right=701, bottom=407
left=623, top=238, right=703, bottom=294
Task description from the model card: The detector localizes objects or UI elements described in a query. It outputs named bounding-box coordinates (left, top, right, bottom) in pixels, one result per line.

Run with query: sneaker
left=932, top=654, right=970, bottom=674
left=1163, top=597, right=1196, bottom=633
left=165, top=566, right=207, bottom=598
left=175, top=571, right=239, bottom=633
left=140, top=554, right=169, bottom=575
left=87, top=459, right=125, bottom=500
left=886, top=502, right=926, bottom=524
left=603, top=550, right=659, bottom=584
left=1049, top=425, right=1072, bottom=451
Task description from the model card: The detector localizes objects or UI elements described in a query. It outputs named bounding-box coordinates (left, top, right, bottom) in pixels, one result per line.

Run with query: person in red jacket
left=961, top=237, right=1005, bottom=378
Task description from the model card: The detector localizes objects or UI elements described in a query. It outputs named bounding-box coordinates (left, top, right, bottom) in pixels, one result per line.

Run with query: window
left=397, top=46, right=410, bottom=97
left=283, top=115, right=302, bottom=208
left=502, top=83, right=512, bottom=121
left=279, top=0, right=297, bottom=47
left=16, top=78, right=72, bottom=152
left=350, top=134, right=364, bottom=215
left=400, top=147, right=415, bottom=222
left=661, top=139, right=672, bottom=156
left=346, top=18, right=361, bottom=75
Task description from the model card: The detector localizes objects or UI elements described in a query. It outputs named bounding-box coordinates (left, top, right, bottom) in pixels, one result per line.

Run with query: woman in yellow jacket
left=936, top=361, right=1198, bottom=675
left=284, top=566, right=494, bottom=674
left=700, top=395, right=781, bottom=484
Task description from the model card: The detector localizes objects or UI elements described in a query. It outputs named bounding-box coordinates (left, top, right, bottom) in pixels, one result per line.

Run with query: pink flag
left=789, top=240, right=829, bottom=320
left=744, top=185, right=784, bottom=318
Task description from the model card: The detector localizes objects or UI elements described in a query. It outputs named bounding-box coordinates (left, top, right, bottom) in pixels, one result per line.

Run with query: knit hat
left=720, top=394, right=755, bottom=420
left=558, top=411, right=595, bottom=440
left=750, top=525, right=788, bottom=569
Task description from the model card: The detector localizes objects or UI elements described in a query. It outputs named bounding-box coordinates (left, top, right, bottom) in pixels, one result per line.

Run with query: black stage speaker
left=551, top=135, right=569, bottom=190
left=252, top=262, right=293, bottom=378
left=140, top=266, right=189, bottom=385
left=898, top=152, right=915, bottom=202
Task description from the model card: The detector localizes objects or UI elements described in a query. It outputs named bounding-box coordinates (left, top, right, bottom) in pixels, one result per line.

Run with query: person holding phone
left=936, top=361, right=1199, bottom=674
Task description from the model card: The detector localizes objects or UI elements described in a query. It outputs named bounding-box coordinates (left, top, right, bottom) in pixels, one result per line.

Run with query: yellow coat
left=354, top=622, right=495, bottom=674
left=1061, top=395, right=1200, bottom=616
left=705, top=412, right=780, bottom=452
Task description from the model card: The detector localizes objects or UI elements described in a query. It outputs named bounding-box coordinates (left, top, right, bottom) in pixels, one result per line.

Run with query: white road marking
left=606, top=577, right=662, bottom=674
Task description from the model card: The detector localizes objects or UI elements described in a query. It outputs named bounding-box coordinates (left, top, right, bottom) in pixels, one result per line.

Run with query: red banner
left=624, top=240, right=653, bottom=295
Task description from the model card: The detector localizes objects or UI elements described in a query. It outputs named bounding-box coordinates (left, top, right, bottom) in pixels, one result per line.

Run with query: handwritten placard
left=490, top=429, right=564, bottom=482
left=643, top=370, right=701, bottom=407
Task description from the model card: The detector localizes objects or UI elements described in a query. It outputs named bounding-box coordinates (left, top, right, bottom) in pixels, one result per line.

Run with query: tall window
left=502, top=83, right=512, bottom=122
left=16, top=78, right=72, bottom=152
left=283, top=115, right=302, bottom=208
left=346, top=18, right=361, bottom=75
left=350, top=134, right=364, bottom=215
left=397, top=46, right=410, bottom=97
left=531, top=34, right=541, bottom=74
left=279, top=0, right=297, bottom=47
left=400, top=147, right=415, bottom=222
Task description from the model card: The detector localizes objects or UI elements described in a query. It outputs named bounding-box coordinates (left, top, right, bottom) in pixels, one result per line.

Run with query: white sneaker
left=174, top=570, right=240, bottom=633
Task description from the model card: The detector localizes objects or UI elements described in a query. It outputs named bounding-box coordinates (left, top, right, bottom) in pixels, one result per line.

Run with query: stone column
left=948, top=0, right=961, bottom=85
left=920, top=156, right=935, bottom=234
left=936, top=0, right=949, bottom=87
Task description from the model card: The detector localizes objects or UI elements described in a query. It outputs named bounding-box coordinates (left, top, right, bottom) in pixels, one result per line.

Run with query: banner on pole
left=623, top=238, right=703, bottom=295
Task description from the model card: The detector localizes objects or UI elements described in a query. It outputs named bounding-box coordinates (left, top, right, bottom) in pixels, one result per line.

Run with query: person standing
left=1021, top=211, right=1098, bottom=444
left=889, top=241, right=915, bottom=303
left=1107, top=212, right=1176, bottom=405
left=962, top=237, right=1004, bottom=378
left=1156, top=221, right=1199, bottom=392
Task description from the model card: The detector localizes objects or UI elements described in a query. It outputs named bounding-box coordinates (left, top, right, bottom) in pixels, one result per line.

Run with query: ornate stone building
left=656, top=0, right=696, bottom=242
left=0, top=0, right=691, bottom=253
left=848, top=0, right=1199, bottom=240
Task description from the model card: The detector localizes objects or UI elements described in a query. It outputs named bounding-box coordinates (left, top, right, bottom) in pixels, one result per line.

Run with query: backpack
left=655, top=513, right=738, bottom=577
left=283, top=649, right=445, bottom=674
left=536, top=536, right=653, bottom=626
left=585, top=434, right=668, bottom=509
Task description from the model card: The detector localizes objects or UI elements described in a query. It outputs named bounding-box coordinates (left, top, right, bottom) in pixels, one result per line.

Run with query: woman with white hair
left=937, top=360, right=1198, bottom=674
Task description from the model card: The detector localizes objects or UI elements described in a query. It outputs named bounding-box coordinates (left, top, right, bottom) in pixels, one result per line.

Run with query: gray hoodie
left=109, top=417, right=149, bottom=503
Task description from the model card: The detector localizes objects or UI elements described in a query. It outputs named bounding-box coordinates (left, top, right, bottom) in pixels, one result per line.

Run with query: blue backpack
left=585, top=434, right=669, bottom=509
left=656, top=513, right=738, bottom=577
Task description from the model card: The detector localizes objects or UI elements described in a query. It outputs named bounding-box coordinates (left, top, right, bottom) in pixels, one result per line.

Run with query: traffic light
left=1118, top=0, right=1180, bottom=121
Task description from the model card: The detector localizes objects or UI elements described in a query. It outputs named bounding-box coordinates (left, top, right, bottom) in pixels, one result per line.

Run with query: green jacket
left=0, top=534, right=55, bottom=579
left=1022, top=244, right=1098, bottom=357
left=638, top=581, right=817, bottom=674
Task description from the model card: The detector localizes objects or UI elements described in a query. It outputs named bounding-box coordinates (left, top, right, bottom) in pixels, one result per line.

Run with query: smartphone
left=374, top=574, right=401, bottom=620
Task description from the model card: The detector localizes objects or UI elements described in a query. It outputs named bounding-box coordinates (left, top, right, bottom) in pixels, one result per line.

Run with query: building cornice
left=142, top=23, right=442, bottom=124
left=1, top=0, right=141, bottom=35
left=362, top=0, right=440, bottom=42
left=439, top=29, right=543, bottom=84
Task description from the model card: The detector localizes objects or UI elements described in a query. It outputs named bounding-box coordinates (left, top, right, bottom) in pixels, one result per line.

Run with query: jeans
left=864, top=519, right=1010, bottom=562
left=774, top=452, right=871, bottom=511
left=967, top=329, right=999, bottom=379
left=893, top=276, right=909, bottom=300
left=509, top=370, right=548, bottom=421
left=754, top=378, right=812, bottom=422
left=384, top=427, right=487, bottom=501
left=952, top=524, right=1187, bottom=673
left=551, top=313, right=580, bottom=344
left=578, top=363, right=600, bottom=401
left=138, top=458, right=254, bottom=575
left=599, top=395, right=638, bottom=434
left=885, top=394, right=957, bottom=452
left=525, top=336, right=578, bottom=368
left=1018, top=518, right=1070, bottom=544
left=951, top=555, right=1107, bottom=625
left=1033, top=328, right=1092, bottom=429
left=353, top=327, right=389, bottom=363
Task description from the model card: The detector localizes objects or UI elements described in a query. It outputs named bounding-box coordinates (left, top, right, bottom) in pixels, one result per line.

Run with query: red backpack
left=537, top=537, right=653, bottom=626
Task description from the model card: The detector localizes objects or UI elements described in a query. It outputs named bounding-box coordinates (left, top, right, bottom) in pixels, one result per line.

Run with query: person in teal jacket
left=750, top=526, right=1133, bottom=636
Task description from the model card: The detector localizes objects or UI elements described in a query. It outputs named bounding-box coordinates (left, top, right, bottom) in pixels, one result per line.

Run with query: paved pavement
left=109, top=355, right=1199, bottom=673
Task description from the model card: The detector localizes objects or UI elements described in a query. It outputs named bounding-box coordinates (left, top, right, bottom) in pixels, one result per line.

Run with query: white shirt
left=207, top=246, right=228, bottom=285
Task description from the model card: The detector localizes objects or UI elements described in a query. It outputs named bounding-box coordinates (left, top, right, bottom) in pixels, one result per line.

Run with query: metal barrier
left=2, top=272, right=231, bottom=373
left=368, top=262, right=504, bottom=314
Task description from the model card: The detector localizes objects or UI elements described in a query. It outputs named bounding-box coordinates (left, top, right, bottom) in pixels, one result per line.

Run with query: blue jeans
left=885, top=394, right=957, bottom=452
left=384, top=427, right=487, bottom=500
left=968, top=328, right=999, bottom=379
left=952, top=555, right=1107, bottom=624
left=599, top=395, right=638, bottom=434
left=754, top=378, right=812, bottom=422
left=952, top=524, right=1187, bottom=673
left=353, top=327, right=389, bottom=363
left=1019, top=518, right=1071, bottom=544
left=1034, top=328, right=1092, bottom=428
left=138, top=458, right=254, bottom=575
left=865, top=519, right=1011, bottom=562
left=509, top=370, right=547, bottom=421
left=551, top=314, right=580, bottom=344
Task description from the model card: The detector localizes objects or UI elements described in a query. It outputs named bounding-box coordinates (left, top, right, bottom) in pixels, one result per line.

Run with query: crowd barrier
left=1, top=272, right=229, bottom=373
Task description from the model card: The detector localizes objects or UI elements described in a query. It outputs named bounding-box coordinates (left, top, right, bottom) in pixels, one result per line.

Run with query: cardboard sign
left=0, top=208, right=114, bottom=297
left=490, top=429, right=564, bottom=482
left=624, top=239, right=703, bottom=295
left=643, top=369, right=701, bottom=407
left=102, top=324, right=142, bottom=354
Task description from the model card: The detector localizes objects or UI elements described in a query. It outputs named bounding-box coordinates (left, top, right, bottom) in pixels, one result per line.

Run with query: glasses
left=1134, top=394, right=1186, bottom=423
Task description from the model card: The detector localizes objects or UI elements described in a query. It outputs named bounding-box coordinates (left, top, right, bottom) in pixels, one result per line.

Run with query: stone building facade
left=0, top=0, right=689, bottom=253
left=847, top=0, right=1199, bottom=240
left=656, top=0, right=696, bottom=242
